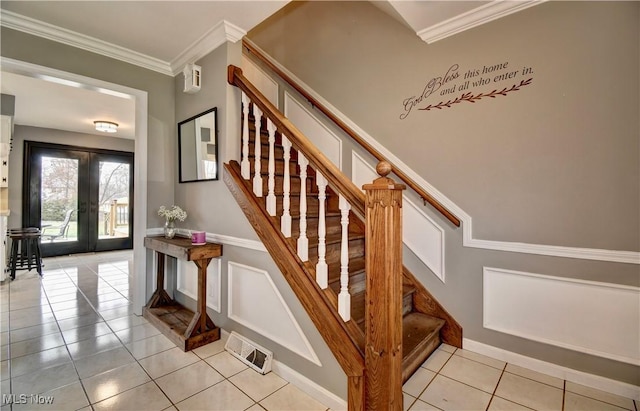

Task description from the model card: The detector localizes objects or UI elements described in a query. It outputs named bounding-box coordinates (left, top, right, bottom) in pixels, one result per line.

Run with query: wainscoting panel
left=227, top=261, right=321, bottom=366
left=176, top=258, right=221, bottom=313
left=483, top=267, right=640, bottom=365
left=241, top=54, right=278, bottom=106
left=284, top=92, right=342, bottom=169
left=351, top=151, right=378, bottom=189
left=403, top=199, right=445, bottom=281
left=352, top=152, right=445, bottom=281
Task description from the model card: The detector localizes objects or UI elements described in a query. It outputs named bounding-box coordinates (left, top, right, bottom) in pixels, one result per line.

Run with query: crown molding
left=418, top=0, right=545, bottom=44
left=0, top=10, right=173, bottom=76
left=1, top=11, right=246, bottom=77
left=170, top=20, right=246, bottom=76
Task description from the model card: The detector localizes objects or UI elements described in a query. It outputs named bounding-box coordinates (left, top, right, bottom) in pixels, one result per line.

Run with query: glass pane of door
left=98, top=161, right=130, bottom=241
left=40, top=156, right=78, bottom=243
left=25, top=142, right=133, bottom=256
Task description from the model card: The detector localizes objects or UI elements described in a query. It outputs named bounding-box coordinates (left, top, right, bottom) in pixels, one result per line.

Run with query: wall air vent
left=183, top=63, right=202, bottom=94
left=224, top=331, right=273, bottom=374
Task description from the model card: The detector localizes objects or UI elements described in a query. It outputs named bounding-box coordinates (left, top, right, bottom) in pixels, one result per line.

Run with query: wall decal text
left=400, top=62, right=534, bottom=119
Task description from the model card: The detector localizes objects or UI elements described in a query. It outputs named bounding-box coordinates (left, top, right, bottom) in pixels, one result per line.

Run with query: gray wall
left=172, top=41, right=347, bottom=398
left=250, top=1, right=639, bottom=252
left=248, top=1, right=639, bottom=385
left=174, top=43, right=256, bottom=241
left=1, top=27, right=176, bottom=228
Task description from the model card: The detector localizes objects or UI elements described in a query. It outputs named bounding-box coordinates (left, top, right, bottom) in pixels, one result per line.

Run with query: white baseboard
left=216, top=328, right=346, bottom=409
left=463, top=338, right=640, bottom=401
left=271, top=360, right=347, bottom=411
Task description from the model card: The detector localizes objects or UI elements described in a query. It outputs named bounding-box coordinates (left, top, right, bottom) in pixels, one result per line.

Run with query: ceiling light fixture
left=94, top=121, right=118, bottom=133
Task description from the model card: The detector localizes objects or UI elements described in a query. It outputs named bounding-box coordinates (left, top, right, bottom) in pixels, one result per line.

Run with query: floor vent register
left=225, top=331, right=273, bottom=374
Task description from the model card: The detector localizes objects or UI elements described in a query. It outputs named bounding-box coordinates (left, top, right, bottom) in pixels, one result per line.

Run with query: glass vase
left=164, top=219, right=176, bottom=239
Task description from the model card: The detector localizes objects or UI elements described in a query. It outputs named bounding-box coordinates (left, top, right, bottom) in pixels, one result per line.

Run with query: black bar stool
left=7, top=228, right=43, bottom=280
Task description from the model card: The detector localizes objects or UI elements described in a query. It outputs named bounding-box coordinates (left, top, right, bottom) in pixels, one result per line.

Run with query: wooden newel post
left=363, top=161, right=405, bottom=411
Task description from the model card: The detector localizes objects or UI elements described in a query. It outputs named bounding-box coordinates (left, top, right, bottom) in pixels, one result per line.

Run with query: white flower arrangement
left=158, top=205, right=187, bottom=222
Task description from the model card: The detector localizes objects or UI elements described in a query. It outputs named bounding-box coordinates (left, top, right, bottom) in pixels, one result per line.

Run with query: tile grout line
left=78, top=258, right=259, bottom=410
left=484, top=361, right=507, bottom=411
left=6, top=256, right=322, bottom=411
left=411, top=346, right=456, bottom=410
left=10, top=258, right=137, bottom=409
left=83, top=259, right=172, bottom=409
left=5, top=273, right=12, bottom=411
left=8, top=254, right=637, bottom=411
left=40, top=261, right=96, bottom=409
left=89, top=258, right=298, bottom=411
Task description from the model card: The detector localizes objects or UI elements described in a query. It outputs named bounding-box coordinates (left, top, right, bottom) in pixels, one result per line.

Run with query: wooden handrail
left=242, top=38, right=461, bottom=227
left=228, top=65, right=367, bottom=217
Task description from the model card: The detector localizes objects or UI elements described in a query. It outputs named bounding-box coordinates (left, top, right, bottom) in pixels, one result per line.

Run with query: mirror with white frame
left=178, top=107, right=218, bottom=182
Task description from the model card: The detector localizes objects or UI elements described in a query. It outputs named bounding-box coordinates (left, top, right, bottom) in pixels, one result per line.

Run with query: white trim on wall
left=463, top=338, right=640, bottom=401
left=172, top=228, right=267, bottom=252
left=244, top=39, right=640, bottom=265
left=483, top=267, right=640, bottom=366
left=147, top=228, right=267, bottom=252
left=284, top=91, right=342, bottom=170
left=351, top=151, right=446, bottom=282
left=404, top=199, right=446, bottom=282
left=214, top=328, right=347, bottom=410
left=227, top=261, right=322, bottom=366
left=272, top=360, right=347, bottom=410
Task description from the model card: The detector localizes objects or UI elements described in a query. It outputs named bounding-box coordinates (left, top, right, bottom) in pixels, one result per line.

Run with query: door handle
left=78, top=201, right=87, bottom=213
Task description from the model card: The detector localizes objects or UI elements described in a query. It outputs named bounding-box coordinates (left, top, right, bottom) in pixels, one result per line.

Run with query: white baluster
left=297, top=153, right=309, bottom=261
left=338, top=195, right=351, bottom=321
left=315, top=172, right=328, bottom=289
left=266, top=119, right=277, bottom=216
left=281, top=136, right=292, bottom=237
left=241, top=93, right=250, bottom=179
left=252, top=105, right=263, bottom=197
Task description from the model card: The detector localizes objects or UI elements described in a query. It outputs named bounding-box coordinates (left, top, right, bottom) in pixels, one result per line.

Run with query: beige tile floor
left=0, top=251, right=637, bottom=411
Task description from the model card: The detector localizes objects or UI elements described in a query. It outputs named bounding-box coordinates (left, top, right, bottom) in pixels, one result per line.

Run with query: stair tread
left=307, top=231, right=364, bottom=246
left=327, top=257, right=365, bottom=279
left=402, top=312, right=445, bottom=383
left=402, top=313, right=445, bottom=358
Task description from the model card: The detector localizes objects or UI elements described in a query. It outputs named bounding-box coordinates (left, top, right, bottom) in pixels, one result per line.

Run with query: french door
left=23, top=141, right=134, bottom=257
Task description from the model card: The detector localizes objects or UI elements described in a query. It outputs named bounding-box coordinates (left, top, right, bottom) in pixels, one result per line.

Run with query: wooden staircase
left=225, top=65, right=461, bottom=410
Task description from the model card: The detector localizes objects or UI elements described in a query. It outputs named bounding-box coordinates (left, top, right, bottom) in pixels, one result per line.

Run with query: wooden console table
left=143, top=235, right=222, bottom=351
